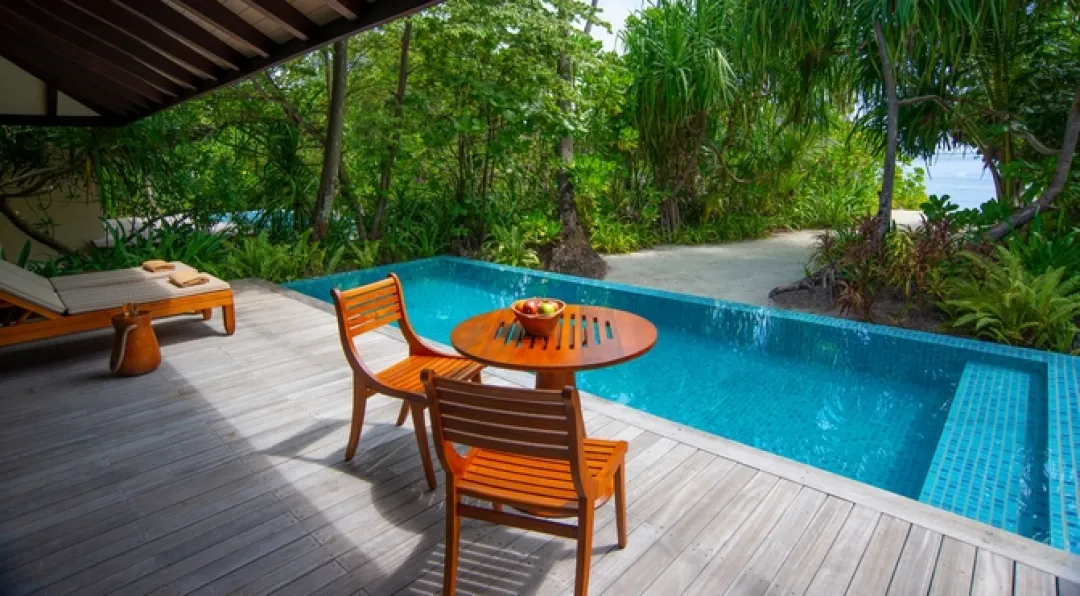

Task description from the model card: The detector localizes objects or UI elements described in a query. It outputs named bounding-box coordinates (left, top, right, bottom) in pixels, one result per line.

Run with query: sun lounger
left=0, top=260, right=234, bottom=347
left=49, top=262, right=196, bottom=291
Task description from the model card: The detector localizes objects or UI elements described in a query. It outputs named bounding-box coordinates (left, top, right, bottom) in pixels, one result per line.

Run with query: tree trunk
left=251, top=74, right=362, bottom=241
left=369, top=19, right=412, bottom=241
left=873, top=20, right=897, bottom=240
left=311, top=40, right=348, bottom=242
left=985, top=86, right=1080, bottom=241
left=549, top=2, right=606, bottom=279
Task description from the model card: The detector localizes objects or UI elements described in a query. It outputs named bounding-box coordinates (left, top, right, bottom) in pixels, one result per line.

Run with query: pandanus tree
left=621, top=0, right=733, bottom=238
left=744, top=0, right=977, bottom=240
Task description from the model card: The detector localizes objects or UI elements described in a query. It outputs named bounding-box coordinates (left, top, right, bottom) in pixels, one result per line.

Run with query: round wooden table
left=450, top=304, right=657, bottom=390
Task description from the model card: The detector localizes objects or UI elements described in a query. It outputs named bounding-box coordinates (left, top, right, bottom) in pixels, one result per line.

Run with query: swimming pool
left=286, top=256, right=1080, bottom=554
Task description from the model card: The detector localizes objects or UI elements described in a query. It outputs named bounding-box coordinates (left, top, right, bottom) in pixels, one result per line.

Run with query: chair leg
left=201, top=308, right=212, bottom=320
left=222, top=304, right=236, bottom=335
left=575, top=503, right=595, bottom=596
left=615, top=464, right=628, bottom=549
left=411, top=404, right=437, bottom=491
left=344, top=381, right=368, bottom=461
left=395, top=401, right=410, bottom=426
left=443, top=483, right=461, bottom=596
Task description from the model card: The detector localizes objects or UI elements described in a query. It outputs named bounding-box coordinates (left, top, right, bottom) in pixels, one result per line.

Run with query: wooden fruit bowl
left=511, top=298, right=566, bottom=337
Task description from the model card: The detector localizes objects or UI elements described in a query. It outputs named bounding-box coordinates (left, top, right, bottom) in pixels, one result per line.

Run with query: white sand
left=602, top=210, right=923, bottom=307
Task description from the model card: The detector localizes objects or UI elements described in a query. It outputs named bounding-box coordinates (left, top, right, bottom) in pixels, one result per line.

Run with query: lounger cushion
left=0, top=260, right=67, bottom=315
left=57, top=275, right=231, bottom=315
left=49, top=262, right=196, bottom=292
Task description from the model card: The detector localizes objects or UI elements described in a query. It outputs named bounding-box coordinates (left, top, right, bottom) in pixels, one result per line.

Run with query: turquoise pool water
left=287, top=257, right=1080, bottom=551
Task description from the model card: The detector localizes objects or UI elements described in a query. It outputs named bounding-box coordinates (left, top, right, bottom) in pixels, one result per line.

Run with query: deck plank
left=971, top=549, right=1014, bottom=596
left=637, top=472, right=781, bottom=595
left=0, top=280, right=1074, bottom=596
left=847, top=515, right=910, bottom=595
left=764, top=496, right=854, bottom=596
left=886, top=525, right=943, bottom=595
left=804, top=505, right=882, bottom=595
left=723, top=487, right=827, bottom=595
left=1014, top=563, right=1057, bottom=596
left=928, top=536, right=977, bottom=595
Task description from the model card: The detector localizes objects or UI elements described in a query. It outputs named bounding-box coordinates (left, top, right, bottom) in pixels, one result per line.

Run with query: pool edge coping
left=249, top=277, right=1080, bottom=582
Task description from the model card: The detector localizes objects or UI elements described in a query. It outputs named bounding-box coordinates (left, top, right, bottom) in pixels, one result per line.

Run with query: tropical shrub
left=28, top=222, right=225, bottom=277
left=1003, top=216, right=1080, bottom=281
left=209, top=231, right=344, bottom=282
left=941, top=247, right=1080, bottom=353
left=811, top=214, right=960, bottom=320
left=481, top=225, right=541, bottom=268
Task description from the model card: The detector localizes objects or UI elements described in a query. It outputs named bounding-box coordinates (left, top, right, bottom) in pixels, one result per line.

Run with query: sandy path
left=602, top=210, right=922, bottom=307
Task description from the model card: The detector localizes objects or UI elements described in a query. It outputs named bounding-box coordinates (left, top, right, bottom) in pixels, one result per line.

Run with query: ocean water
left=908, top=150, right=997, bottom=210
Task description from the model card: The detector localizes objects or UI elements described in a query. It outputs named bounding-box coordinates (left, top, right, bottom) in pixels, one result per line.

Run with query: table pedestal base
left=535, top=371, right=576, bottom=390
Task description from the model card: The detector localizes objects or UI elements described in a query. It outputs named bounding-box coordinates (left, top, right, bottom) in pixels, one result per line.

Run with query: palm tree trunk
left=550, top=1, right=606, bottom=278
left=873, top=20, right=897, bottom=241
left=311, top=40, right=348, bottom=242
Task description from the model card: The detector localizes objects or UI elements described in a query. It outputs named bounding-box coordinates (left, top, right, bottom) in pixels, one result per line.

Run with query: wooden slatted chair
left=331, top=273, right=484, bottom=491
left=421, top=371, right=629, bottom=596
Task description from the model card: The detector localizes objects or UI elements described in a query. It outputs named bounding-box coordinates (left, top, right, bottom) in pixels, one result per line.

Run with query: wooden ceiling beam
left=140, top=0, right=440, bottom=122
left=0, top=115, right=123, bottom=127
left=10, top=1, right=185, bottom=96
left=0, top=35, right=136, bottom=118
left=240, top=0, right=316, bottom=40
left=37, top=1, right=203, bottom=89
left=0, top=50, right=146, bottom=117
left=171, top=0, right=275, bottom=58
left=114, top=0, right=246, bottom=70
left=0, top=0, right=446, bottom=125
left=69, top=0, right=221, bottom=79
left=0, top=10, right=168, bottom=106
left=324, top=0, right=365, bottom=21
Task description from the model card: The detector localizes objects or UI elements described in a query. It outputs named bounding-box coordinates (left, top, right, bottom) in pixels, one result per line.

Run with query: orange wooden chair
left=331, top=273, right=484, bottom=491
left=421, top=371, right=628, bottom=596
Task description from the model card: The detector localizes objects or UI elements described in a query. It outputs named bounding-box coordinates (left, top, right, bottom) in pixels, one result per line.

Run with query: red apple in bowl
left=522, top=299, right=539, bottom=315
left=511, top=298, right=566, bottom=336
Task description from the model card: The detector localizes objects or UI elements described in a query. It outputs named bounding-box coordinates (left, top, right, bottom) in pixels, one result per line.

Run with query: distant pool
left=286, top=257, right=1080, bottom=553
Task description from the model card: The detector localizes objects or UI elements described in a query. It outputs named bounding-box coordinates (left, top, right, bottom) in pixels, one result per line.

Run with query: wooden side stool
left=110, top=308, right=161, bottom=376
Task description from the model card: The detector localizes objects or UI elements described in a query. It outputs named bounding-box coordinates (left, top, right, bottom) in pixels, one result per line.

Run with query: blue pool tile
left=919, top=363, right=1047, bottom=539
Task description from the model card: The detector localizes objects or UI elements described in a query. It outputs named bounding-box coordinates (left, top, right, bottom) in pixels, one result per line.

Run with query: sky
left=589, top=0, right=645, bottom=52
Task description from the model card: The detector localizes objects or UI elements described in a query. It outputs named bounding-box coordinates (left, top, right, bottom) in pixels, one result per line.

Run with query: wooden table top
left=450, top=304, right=657, bottom=373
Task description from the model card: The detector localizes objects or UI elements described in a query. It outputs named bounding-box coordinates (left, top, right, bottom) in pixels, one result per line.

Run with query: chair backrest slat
left=440, top=429, right=571, bottom=460
left=439, top=415, right=571, bottom=448
left=333, top=276, right=404, bottom=344
left=423, top=372, right=592, bottom=499
left=438, top=402, right=570, bottom=431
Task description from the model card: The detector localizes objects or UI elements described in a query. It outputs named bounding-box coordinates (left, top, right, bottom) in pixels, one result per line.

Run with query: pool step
left=919, top=362, right=1036, bottom=534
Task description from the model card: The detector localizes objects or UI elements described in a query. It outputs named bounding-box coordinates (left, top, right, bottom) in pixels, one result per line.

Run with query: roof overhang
left=0, top=0, right=441, bottom=127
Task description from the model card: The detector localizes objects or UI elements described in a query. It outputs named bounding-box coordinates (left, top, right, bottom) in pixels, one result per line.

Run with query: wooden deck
left=1, top=279, right=1078, bottom=596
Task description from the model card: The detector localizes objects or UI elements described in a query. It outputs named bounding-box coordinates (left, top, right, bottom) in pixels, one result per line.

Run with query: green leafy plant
left=210, top=231, right=344, bottom=282
left=481, top=225, right=540, bottom=268
left=941, top=247, right=1080, bottom=353
left=1003, top=215, right=1080, bottom=280
left=346, top=240, right=382, bottom=269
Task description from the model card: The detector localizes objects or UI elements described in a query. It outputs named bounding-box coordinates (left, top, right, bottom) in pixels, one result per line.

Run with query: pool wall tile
left=919, top=363, right=1040, bottom=536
